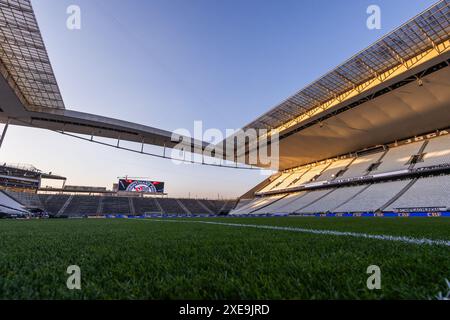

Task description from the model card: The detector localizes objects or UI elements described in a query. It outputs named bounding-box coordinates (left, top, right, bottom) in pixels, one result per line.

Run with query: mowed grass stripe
left=146, top=219, right=450, bottom=247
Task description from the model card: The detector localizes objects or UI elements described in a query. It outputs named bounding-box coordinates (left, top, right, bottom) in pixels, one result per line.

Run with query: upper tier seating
left=271, top=163, right=330, bottom=192
left=386, top=175, right=450, bottom=211
left=316, top=158, right=354, bottom=182
left=415, top=134, right=450, bottom=168
left=271, top=167, right=310, bottom=191
left=340, top=152, right=384, bottom=179
left=258, top=172, right=292, bottom=193
left=299, top=185, right=367, bottom=213
left=372, top=141, right=424, bottom=174
left=335, top=180, right=411, bottom=212
left=292, top=163, right=330, bottom=187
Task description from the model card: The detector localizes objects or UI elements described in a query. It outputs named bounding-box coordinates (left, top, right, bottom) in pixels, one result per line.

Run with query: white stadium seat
left=372, top=141, right=424, bottom=174
left=275, top=189, right=333, bottom=213
left=415, top=135, right=450, bottom=168
left=253, top=192, right=306, bottom=214
left=335, top=180, right=411, bottom=213
left=300, top=185, right=368, bottom=213
left=340, top=152, right=383, bottom=179
left=270, top=167, right=310, bottom=191
left=386, top=175, right=450, bottom=211
left=230, top=195, right=286, bottom=215
left=316, top=158, right=354, bottom=182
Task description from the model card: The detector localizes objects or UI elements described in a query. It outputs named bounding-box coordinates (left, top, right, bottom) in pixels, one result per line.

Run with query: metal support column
left=0, top=120, right=10, bottom=150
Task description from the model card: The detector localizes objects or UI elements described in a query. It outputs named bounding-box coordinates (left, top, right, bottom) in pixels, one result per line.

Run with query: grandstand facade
left=3, top=190, right=236, bottom=217
left=232, top=130, right=450, bottom=215
left=231, top=1, right=450, bottom=216
left=0, top=0, right=449, bottom=218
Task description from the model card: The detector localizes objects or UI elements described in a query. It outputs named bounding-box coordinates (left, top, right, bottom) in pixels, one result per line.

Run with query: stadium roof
left=244, top=0, right=450, bottom=135
left=0, top=0, right=207, bottom=156
left=0, top=0, right=449, bottom=171
left=0, top=0, right=65, bottom=110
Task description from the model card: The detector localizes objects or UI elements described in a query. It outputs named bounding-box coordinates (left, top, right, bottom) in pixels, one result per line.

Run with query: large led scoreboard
left=118, top=179, right=165, bottom=193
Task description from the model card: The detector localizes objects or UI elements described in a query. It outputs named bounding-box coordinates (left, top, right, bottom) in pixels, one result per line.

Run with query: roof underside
left=0, top=0, right=205, bottom=154
left=0, top=0, right=64, bottom=110
left=274, top=56, right=450, bottom=170
left=244, top=0, right=450, bottom=133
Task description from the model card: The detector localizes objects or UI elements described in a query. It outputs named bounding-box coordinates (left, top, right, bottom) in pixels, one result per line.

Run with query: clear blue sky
left=1, top=0, right=437, bottom=198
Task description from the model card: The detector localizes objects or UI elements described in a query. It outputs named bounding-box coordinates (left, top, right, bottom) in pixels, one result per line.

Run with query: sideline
left=143, top=218, right=450, bottom=247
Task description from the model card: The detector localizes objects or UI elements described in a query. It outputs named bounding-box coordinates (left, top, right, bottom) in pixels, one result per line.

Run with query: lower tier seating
left=64, top=196, right=100, bottom=216
left=336, top=180, right=411, bottom=213
left=133, top=198, right=162, bottom=214
left=179, top=199, right=212, bottom=214
left=39, top=195, right=70, bottom=215
left=386, top=176, right=450, bottom=211
left=157, top=198, right=187, bottom=214
left=299, top=185, right=368, bottom=214
left=4, top=190, right=42, bottom=208
left=231, top=195, right=285, bottom=215
left=102, top=197, right=131, bottom=215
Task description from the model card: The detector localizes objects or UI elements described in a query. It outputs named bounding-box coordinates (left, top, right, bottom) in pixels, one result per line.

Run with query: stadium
left=0, top=0, right=449, bottom=301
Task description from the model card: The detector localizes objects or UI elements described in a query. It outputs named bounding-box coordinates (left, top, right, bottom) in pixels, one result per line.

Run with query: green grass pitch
left=0, top=217, right=449, bottom=299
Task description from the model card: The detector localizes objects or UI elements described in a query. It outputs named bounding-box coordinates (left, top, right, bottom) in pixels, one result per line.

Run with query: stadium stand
left=0, top=191, right=28, bottom=216
left=258, top=173, right=287, bottom=193
left=63, top=196, right=101, bottom=216
left=386, top=175, right=450, bottom=212
left=178, top=199, right=212, bottom=214
left=132, top=197, right=162, bottom=214
left=252, top=192, right=305, bottom=214
left=372, top=141, right=425, bottom=174
left=0, top=0, right=449, bottom=220
left=299, top=185, right=368, bottom=214
left=1, top=194, right=236, bottom=217
left=232, top=195, right=286, bottom=215
left=233, top=198, right=253, bottom=211
left=316, top=158, right=354, bottom=182
left=289, top=189, right=334, bottom=213
left=156, top=198, right=188, bottom=214
left=415, top=134, right=450, bottom=168
left=270, top=168, right=309, bottom=191
left=101, top=197, right=131, bottom=215
left=339, top=152, right=384, bottom=179
left=7, top=137, right=450, bottom=219
left=40, top=195, right=70, bottom=215
left=291, top=163, right=329, bottom=187
left=4, top=190, right=42, bottom=208
left=219, top=200, right=238, bottom=214
left=267, top=163, right=330, bottom=192
left=202, top=200, right=222, bottom=213
left=229, top=127, right=450, bottom=216
left=335, top=180, right=412, bottom=213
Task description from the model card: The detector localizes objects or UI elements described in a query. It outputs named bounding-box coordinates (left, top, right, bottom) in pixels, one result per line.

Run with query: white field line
left=145, top=219, right=450, bottom=247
